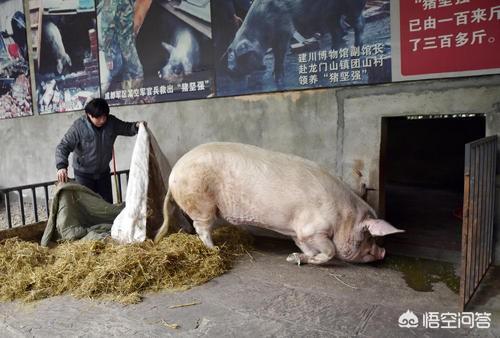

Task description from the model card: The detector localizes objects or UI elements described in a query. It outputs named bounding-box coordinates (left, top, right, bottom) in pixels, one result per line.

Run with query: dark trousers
left=75, top=172, right=113, bottom=204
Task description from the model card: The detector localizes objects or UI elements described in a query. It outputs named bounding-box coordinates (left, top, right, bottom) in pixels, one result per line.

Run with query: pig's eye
left=362, top=230, right=372, bottom=241
left=351, top=239, right=361, bottom=250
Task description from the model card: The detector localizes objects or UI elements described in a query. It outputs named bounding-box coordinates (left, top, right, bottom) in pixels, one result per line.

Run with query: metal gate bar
left=1, top=170, right=129, bottom=229
left=460, top=135, right=497, bottom=311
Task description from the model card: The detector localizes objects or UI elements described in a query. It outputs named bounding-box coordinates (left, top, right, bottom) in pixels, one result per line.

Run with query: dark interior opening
left=381, top=115, right=486, bottom=262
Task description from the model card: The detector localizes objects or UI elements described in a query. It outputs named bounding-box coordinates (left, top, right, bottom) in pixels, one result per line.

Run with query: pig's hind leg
left=287, top=234, right=336, bottom=265
left=178, top=194, right=217, bottom=248
left=193, top=218, right=216, bottom=248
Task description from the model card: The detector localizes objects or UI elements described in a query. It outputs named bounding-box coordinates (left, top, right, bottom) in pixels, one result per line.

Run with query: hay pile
left=0, top=226, right=252, bottom=304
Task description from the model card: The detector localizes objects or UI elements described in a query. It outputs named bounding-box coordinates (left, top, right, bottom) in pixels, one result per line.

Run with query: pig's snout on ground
left=374, top=246, right=385, bottom=260
left=361, top=245, right=385, bottom=262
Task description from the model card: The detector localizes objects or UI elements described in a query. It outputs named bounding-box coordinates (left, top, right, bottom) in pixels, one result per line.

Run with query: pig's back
left=169, top=142, right=368, bottom=233
left=171, top=142, right=333, bottom=194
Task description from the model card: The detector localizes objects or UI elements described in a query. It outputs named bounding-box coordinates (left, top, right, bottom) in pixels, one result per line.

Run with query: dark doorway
left=380, top=115, right=486, bottom=262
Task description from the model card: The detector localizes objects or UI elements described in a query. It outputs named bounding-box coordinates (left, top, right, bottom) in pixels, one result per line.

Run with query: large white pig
left=42, top=21, right=72, bottom=74
left=155, top=142, right=403, bottom=265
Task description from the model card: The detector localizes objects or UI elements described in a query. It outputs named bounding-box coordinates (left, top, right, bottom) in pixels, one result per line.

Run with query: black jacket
left=55, top=115, right=138, bottom=177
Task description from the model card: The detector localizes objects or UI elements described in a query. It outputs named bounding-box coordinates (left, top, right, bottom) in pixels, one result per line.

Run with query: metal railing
left=1, top=170, right=129, bottom=229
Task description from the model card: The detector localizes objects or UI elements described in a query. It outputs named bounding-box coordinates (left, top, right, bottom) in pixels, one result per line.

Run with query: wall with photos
left=2, top=0, right=497, bottom=118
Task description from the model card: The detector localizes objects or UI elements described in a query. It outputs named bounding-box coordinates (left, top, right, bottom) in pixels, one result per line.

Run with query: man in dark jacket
left=55, top=98, right=143, bottom=203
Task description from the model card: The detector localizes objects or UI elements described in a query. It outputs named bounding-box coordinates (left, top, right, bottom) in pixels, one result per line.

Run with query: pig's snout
left=370, top=244, right=385, bottom=260
left=172, top=63, right=184, bottom=76
left=226, top=49, right=265, bottom=77
left=375, top=247, right=385, bottom=260
left=226, top=38, right=265, bottom=76
left=360, top=245, right=385, bottom=263
left=238, top=50, right=265, bottom=72
left=225, top=49, right=247, bottom=79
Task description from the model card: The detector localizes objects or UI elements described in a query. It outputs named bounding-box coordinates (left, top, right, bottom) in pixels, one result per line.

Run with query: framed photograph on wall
left=0, top=0, right=33, bottom=119
left=98, top=0, right=214, bottom=106
left=32, top=0, right=100, bottom=114
left=212, top=0, right=392, bottom=97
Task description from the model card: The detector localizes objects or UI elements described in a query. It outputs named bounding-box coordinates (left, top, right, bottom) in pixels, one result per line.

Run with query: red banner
left=400, top=0, right=500, bottom=76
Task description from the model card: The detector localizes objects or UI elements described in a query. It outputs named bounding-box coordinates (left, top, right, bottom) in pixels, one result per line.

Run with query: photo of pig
left=98, top=0, right=214, bottom=106
left=159, top=29, right=200, bottom=83
left=41, top=20, right=72, bottom=75
left=213, top=0, right=391, bottom=97
left=32, top=1, right=100, bottom=114
left=0, top=0, right=33, bottom=119
left=155, top=142, right=404, bottom=265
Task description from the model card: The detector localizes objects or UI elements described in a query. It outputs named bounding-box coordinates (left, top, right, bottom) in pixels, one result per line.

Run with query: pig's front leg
left=287, top=234, right=336, bottom=265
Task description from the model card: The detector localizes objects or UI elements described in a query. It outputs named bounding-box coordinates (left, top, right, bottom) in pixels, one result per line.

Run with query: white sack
left=111, top=124, right=150, bottom=243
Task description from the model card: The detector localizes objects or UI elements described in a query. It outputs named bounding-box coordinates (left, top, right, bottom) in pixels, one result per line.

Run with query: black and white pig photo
left=213, top=0, right=391, bottom=96
left=33, top=1, right=100, bottom=114
left=98, top=0, right=215, bottom=106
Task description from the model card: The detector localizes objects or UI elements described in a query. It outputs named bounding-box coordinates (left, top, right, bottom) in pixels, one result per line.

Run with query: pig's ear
left=161, top=42, right=174, bottom=53
left=360, top=219, right=404, bottom=237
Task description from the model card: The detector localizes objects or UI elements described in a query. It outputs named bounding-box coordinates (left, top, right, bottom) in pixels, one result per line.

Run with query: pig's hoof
left=286, top=253, right=301, bottom=266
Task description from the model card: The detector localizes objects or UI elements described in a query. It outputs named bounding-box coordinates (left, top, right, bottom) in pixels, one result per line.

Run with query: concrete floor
left=0, top=237, right=499, bottom=337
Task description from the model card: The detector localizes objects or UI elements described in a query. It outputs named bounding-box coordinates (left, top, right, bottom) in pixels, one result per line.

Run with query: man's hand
left=233, top=14, right=243, bottom=28
left=136, top=121, right=147, bottom=128
left=57, top=168, right=68, bottom=183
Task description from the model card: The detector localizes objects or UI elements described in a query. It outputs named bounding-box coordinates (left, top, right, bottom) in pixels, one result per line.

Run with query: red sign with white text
left=400, top=0, right=500, bottom=76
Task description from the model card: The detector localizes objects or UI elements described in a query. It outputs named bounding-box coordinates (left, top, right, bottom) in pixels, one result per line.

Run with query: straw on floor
left=0, top=226, right=252, bottom=304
